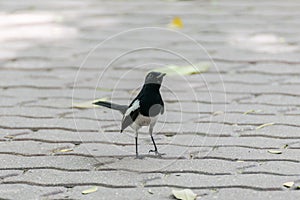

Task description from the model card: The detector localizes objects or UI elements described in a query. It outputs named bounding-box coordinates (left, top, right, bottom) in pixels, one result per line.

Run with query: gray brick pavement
left=0, top=0, right=299, bottom=199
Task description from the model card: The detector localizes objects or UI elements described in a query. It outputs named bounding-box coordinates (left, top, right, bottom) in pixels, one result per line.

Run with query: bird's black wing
left=121, top=108, right=139, bottom=132
left=120, top=98, right=141, bottom=132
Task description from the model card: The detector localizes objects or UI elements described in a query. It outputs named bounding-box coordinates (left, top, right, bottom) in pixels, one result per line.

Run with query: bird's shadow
left=135, top=152, right=166, bottom=159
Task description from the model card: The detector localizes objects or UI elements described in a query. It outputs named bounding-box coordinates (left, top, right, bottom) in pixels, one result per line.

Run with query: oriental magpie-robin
left=93, top=71, right=166, bottom=158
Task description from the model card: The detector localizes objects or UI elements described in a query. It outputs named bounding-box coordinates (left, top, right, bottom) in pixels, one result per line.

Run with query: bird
left=93, top=71, right=166, bottom=158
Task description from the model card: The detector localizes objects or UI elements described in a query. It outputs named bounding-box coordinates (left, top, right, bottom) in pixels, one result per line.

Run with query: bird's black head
left=144, top=71, right=166, bottom=85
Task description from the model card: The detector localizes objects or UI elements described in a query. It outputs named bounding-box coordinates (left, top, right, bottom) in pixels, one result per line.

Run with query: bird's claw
left=149, top=149, right=165, bottom=156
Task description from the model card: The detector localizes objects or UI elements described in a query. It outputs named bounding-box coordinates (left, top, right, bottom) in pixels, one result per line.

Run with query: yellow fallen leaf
left=169, top=16, right=183, bottom=29
left=267, top=150, right=282, bottom=154
left=153, top=62, right=210, bottom=76
left=213, top=111, right=224, bottom=116
left=283, top=181, right=294, bottom=188
left=52, top=147, right=73, bottom=153
left=82, top=186, right=98, bottom=195
left=210, top=188, right=218, bottom=193
left=256, top=122, right=275, bottom=130
left=4, top=135, right=14, bottom=139
left=172, top=189, right=197, bottom=200
left=59, top=148, right=73, bottom=153
left=96, top=87, right=113, bottom=92
left=73, top=98, right=108, bottom=109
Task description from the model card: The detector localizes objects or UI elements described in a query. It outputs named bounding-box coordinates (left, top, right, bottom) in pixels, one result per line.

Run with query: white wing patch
left=124, top=99, right=140, bottom=117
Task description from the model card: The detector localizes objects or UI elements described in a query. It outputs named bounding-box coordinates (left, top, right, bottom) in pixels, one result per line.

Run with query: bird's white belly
left=131, top=114, right=158, bottom=130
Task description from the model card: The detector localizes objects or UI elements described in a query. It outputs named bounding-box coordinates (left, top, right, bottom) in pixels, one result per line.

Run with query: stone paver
left=0, top=0, right=300, bottom=199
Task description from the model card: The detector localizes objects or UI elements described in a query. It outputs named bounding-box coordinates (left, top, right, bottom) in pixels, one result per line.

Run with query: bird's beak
left=157, top=73, right=166, bottom=78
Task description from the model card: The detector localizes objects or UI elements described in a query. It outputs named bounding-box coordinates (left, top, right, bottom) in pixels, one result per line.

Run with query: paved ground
left=1, top=0, right=300, bottom=199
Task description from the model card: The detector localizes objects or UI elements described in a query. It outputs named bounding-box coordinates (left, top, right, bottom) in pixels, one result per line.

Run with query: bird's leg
left=148, top=126, right=164, bottom=156
left=135, top=135, right=138, bottom=157
left=135, top=131, right=143, bottom=159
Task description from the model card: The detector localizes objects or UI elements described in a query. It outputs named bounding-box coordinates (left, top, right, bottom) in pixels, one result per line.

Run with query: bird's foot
left=149, top=149, right=165, bottom=157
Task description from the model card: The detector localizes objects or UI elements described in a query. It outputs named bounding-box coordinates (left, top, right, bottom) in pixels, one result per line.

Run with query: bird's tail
left=93, top=101, right=127, bottom=114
